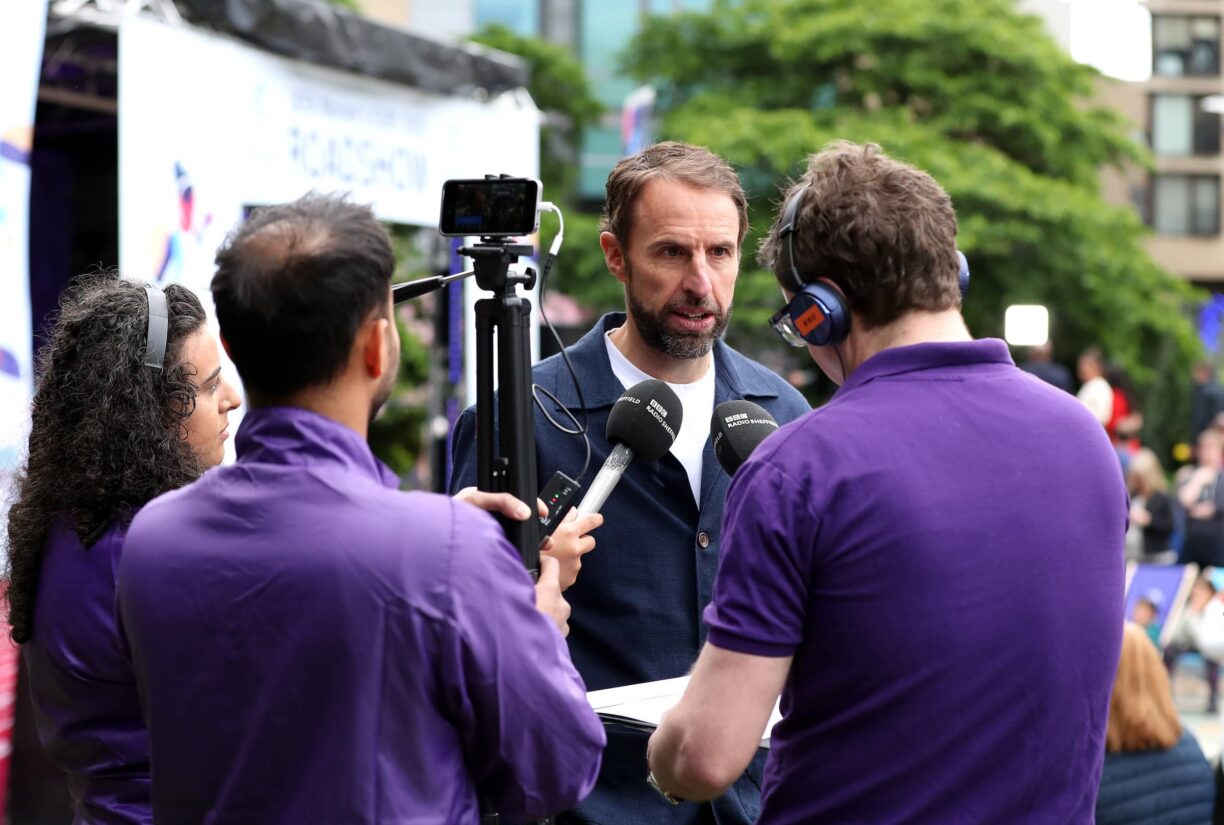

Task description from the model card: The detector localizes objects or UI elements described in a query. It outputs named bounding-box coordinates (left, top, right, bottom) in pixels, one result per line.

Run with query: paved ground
left=1174, top=653, right=1223, bottom=763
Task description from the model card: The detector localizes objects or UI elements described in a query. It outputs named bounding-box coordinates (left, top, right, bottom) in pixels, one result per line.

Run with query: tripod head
left=459, top=241, right=537, bottom=294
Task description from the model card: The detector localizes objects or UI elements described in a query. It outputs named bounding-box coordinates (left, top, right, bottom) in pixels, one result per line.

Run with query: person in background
left=4, top=275, right=241, bottom=824
left=1126, top=448, right=1175, bottom=564
left=1078, top=346, right=1114, bottom=429
left=1107, top=364, right=1143, bottom=471
left=117, top=194, right=605, bottom=824
left=1096, top=622, right=1214, bottom=825
left=1179, top=430, right=1224, bottom=571
left=1131, top=597, right=1163, bottom=647
left=1019, top=340, right=1072, bottom=393
left=1164, top=575, right=1224, bottom=714
left=1191, top=361, right=1224, bottom=443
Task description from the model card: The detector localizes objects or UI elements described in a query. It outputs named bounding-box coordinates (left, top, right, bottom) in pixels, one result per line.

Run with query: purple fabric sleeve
left=703, top=455, right=821, bottom=658
left=440, top=500, right=606, bottom=818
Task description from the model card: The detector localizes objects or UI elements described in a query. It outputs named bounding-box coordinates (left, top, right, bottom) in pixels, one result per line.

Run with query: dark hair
left=601, top=141, right=749, bottom=248
left=5, top=275, right=207, bottom=644
left=758, top=141, right=961, bottom=329
left=211, top=192, right=394, bottom=401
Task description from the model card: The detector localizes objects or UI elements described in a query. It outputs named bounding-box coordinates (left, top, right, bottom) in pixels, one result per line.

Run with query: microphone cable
left=531, top=201, right=592, bottom=482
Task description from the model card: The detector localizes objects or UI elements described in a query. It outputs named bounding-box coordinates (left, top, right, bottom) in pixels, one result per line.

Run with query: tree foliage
left=622, top=0, right=1204, bottom=457
left=467, top=25, right=620, bottom=314
left=471, top=24, right=603, bottom=196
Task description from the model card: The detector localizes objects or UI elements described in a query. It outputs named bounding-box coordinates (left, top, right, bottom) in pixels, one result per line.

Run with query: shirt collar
left=836, top=338, right=1014, bottom=396
left=550, top=312, right=783, bottom=409
left=235, top=407, right=400, bottom=489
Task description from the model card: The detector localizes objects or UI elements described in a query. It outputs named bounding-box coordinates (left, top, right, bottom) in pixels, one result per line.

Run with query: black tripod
left=464, top=241, right=553, bottom=825
left=467, top=241, right=541, bottom=573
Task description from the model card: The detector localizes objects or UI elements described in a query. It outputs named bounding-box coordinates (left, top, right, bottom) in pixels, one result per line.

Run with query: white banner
left=118, top=17, right=539, bottom=453
left=119, top=16, right=538, bottom=301
left=0, top=0, right=48, bottom=471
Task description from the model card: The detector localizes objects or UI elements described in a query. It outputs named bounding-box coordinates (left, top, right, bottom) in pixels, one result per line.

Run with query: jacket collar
left=235, top=406, right=400, bottom=489
left=549, top=313, right=783, bottom=409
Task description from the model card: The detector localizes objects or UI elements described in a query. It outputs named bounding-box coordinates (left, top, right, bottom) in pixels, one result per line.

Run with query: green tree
left=623, top=0, right=1204, bottom=458
left=468, top=26, right=621, bottom=312
left=368, top=226, right=433, bottom=483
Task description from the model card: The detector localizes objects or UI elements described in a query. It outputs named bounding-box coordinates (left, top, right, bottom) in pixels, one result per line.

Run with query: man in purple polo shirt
left=646, top=142, right=1126, bottom=822
left=117, top=193, right=605, bottom=824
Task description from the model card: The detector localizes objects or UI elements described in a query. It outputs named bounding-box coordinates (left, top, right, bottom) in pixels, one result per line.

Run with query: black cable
left=532, top=383, right=592, bottom=481
left=533, top=216, right=593, bottom=482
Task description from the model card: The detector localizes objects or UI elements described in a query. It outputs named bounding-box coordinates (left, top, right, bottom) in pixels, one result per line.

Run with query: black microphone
left=575, top=379, right=683, bottom=516
left=711, top=400, right=779, bottom=476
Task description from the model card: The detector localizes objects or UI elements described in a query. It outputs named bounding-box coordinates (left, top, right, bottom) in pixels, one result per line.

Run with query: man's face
left=604, top=178, right=740, bottom=360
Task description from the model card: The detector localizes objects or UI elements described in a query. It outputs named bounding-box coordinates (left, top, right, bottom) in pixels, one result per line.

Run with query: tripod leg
left=497, top=296, right=541, bottom=574
left=475, top=301, right=497, bottom=493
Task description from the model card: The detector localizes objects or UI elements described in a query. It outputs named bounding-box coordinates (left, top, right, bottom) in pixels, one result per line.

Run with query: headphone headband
left=122, top=278, right=169, bottom=371
left=775, top=183, right=808, bottom=294
left=774, top=183, right=969, bottom=301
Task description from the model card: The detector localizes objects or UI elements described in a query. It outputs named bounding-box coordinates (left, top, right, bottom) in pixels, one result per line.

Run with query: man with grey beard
left=450, top=142, right=809, bottom=824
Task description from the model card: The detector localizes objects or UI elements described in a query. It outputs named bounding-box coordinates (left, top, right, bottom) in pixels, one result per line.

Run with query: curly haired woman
left=5, top=274, right=240, bottom=824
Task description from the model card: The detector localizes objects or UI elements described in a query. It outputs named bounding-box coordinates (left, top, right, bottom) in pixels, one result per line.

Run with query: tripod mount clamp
left=459, top=242, right=537, bottom=293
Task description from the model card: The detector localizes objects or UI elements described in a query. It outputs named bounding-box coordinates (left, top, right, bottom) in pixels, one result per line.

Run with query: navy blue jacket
left=450, top=313, right=810, bottom=825
left=1095, top=732, right=1214, bottom=825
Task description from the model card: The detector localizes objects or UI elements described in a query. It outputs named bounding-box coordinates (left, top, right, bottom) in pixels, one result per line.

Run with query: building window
left=1153, top=15, right=1220, bottom=76
left=1152, top=94, right=1222, bottom=155
left=1153, top=175, right=1221, bottom=235
left=473, top=0, right=540, bottom=36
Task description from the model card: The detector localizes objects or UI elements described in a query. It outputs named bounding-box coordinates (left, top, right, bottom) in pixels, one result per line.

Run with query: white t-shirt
left=605, top=333, right=715, bottom=508
left=1077, top=376, right=1113, bottom=427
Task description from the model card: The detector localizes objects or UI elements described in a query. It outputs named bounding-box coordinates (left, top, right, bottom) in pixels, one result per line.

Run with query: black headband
left=775, top=183, right=969, bottom=301
left=775, top=184, right=808, bottom=294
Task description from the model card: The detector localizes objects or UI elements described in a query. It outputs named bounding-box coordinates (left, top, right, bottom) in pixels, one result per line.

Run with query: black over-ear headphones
left=123, top=278, right=169, bottom=370
left=774, top=184, right=970, bottom=348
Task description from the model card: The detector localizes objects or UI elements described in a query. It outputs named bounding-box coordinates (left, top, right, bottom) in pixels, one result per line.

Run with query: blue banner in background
left=0, top=0, right=49, bottom=472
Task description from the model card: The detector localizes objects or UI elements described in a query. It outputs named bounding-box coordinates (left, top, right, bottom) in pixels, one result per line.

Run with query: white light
left=1005, top=305, right=1050, bottom=347
left=1069, top=0, right=1151, bottom=82
left=1203, top=95, right=1224, bottom=115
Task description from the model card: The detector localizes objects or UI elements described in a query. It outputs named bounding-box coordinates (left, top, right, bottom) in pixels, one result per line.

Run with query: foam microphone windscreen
left=711, top=400, right=779, bottom=476
left=606, top=379, right=683, bottom=462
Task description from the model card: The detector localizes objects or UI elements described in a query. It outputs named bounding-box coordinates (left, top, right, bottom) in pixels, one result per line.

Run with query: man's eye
left=711, top=247, right=732, bottom=258
left=662, top=246, right=682, bottom=257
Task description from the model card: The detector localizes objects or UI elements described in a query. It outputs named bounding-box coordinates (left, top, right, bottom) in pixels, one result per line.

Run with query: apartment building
left=1144, top=0, right=1224, bottom=282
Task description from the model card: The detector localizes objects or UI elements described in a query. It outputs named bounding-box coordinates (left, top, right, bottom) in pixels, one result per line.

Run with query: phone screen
left=439, top=179, right=541, bottom=237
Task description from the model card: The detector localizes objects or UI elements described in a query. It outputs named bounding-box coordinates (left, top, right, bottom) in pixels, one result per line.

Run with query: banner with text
left=119, top=16, right=538, bottom=301
left=119, top=17, right=539, bottom=448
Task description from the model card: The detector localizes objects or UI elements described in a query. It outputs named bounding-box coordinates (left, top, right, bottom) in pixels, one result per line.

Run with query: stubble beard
left=624, top=269, right=731, bottom=361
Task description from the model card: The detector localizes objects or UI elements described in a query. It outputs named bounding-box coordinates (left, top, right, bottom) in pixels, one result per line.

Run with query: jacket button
left=697, top=531, right=711, bottom=549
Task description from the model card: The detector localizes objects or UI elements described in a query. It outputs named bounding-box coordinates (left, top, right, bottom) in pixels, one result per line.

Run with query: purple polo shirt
left=117, top=407, right=604, bottom=824
left=705, top=340, right=1127, bottom=824
left=24, top=519, right=151, bottom=824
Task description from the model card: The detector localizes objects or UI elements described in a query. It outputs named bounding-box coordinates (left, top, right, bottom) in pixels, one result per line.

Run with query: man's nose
left=681, top=256, right=713, bottom=299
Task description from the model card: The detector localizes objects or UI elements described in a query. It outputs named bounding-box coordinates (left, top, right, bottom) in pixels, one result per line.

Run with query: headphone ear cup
left=788, top=283, right=849, bottom=347
left=956, top=250, right=970, bottom=301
